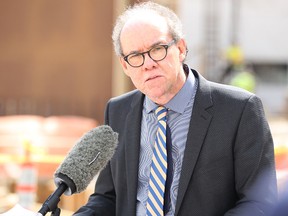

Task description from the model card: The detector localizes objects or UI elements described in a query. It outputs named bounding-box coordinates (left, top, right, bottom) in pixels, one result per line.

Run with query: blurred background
left=0, top=0, right=287, bottom=214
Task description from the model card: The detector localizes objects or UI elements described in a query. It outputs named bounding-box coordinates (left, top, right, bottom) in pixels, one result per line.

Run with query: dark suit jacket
left=74, top=69, right=277, bottom=216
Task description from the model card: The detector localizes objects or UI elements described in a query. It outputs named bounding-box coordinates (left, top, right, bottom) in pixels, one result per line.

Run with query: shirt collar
left=145, top=64, right=196, bottom=114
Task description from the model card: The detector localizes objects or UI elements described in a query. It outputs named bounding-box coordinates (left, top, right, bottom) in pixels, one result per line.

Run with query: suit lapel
left=175, top=71, right=213, bottom=215
left=124, top=91, right=144, bottom=214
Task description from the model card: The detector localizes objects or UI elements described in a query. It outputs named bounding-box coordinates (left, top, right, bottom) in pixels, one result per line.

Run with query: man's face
left=119, top=14, right=187, bottom=105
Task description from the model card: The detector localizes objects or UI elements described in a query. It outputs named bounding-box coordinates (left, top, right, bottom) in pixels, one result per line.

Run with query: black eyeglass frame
left=122, top=40, right=176, bottom=68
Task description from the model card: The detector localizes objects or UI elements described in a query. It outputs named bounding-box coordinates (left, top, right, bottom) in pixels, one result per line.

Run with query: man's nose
left=142, top=53, right=157, bottom=68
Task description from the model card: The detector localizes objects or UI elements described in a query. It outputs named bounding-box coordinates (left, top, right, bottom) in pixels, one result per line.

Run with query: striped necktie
left=147, top=106, right=168, bottom=216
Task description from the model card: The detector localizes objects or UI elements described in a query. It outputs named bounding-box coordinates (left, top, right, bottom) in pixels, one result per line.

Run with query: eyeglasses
left=123, top=40, right=176, bottom=68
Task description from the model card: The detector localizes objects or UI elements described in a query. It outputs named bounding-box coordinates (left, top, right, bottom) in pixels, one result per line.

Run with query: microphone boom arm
left=38, top=182, right=67, bottom=216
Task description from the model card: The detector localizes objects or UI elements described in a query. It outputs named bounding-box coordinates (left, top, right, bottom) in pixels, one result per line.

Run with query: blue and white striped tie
left=147, top=106, right=168, bottom=216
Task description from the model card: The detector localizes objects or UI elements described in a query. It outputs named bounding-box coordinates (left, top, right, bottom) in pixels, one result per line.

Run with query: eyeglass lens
left=127, top=45, right=167, bottom=67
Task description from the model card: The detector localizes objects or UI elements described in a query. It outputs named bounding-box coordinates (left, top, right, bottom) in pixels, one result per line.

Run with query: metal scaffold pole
left=203, top=0, right=220, bottom=81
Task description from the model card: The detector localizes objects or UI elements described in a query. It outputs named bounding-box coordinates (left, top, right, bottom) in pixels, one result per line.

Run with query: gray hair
left=112, top=1, right=185, bottom=56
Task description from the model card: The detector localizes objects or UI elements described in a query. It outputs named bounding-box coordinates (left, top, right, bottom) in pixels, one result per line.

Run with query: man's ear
left=119, top=57, right=130, bottom=76
left=120, top=57, right=128, bottom=69
left=178, top=39, right=188, bottom=62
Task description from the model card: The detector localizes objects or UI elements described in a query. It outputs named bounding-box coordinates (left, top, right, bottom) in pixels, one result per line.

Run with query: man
left=74, top=1, right=277, bottom=215
left=270, top=192, right=288, bottom=216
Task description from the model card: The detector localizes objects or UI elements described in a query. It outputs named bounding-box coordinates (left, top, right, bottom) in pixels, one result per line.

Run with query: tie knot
left=155, top=106, right=167, bottom=122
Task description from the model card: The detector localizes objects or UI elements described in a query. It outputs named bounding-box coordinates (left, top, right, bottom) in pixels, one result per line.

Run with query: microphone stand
left=37, top=183, right=68, bottom=216
left=51, top=208, right=61, bottom=216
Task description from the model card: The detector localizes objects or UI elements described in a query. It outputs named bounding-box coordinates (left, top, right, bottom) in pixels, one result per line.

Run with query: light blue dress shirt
left=136, top=68, right=198, bottom=215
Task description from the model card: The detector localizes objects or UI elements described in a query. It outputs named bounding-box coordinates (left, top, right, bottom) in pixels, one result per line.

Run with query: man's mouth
left=146, top=75, right=161, bottom=82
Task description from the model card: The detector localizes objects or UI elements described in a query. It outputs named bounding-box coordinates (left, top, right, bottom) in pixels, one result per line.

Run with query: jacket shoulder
left=108, top=89, right=143, bottom=109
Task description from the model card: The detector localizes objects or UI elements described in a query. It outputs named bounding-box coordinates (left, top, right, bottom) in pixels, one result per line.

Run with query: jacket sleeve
left=72, top=162, right=116, bottom=215
left=224, top=95, right=278, bottom=215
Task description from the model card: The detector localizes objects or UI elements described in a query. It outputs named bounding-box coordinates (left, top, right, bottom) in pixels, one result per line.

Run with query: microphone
left=37, top=125, right=118, bottom=216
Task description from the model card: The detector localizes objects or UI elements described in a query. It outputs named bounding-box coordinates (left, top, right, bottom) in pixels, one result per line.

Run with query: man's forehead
left=120, top=21, right=169, bottom=52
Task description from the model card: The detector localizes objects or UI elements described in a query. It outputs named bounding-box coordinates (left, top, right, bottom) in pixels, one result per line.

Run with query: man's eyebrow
left=124, top=41, right=164, bottom=56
